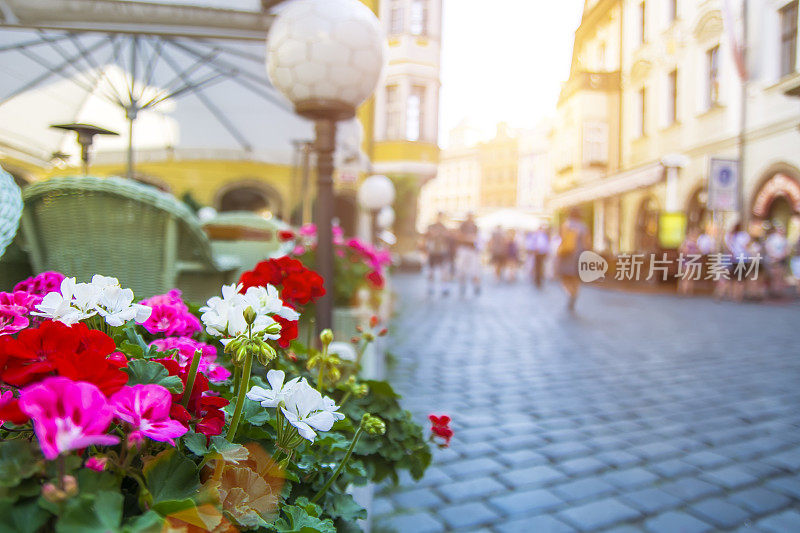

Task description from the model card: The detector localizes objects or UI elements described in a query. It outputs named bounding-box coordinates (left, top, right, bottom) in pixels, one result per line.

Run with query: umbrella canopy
left=0, top=1, right=366, bottom=171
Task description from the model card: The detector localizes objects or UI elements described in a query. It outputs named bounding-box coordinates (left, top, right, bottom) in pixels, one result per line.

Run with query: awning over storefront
left=547, top=162, right=664, bottom=211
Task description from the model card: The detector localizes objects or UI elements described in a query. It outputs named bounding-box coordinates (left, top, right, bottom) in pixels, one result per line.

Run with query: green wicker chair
left=19, top=176, right=239, bottom=303
left=202, top=211, right=295, bottom=276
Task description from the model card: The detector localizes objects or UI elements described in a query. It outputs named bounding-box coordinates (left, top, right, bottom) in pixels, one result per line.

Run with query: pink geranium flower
left=111, top=384, right=188, bottom=445
left=150, top=337, right=231, bottom=383
left=0, top=305, right=29, bottom=337
left=140, top=289, right=201, bottom=337
left=85, top=456, right=107, bottom=472
left=19, top=377, right=120, bottom=460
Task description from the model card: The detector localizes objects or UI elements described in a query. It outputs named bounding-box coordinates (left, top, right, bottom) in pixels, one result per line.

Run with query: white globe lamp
left=357, top=174, right=395, bottom=211
left=376, top=206, right=395, bottom=229
left=266, top=0, right=386, bottom=333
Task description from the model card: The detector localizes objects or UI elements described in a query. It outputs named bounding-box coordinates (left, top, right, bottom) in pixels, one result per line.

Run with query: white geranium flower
left=97, top=286, right=152, bottom=327
left=32, top=277, right=92, bottom=325
left=322, top=395, right=345, bottom=422
left=200, top=283, right=287, bottom=342
left=246, top=369, right=300, bottom=408
left=71, top=282, right=102, bottom=314
left=90, top=274, right=121, bottom=289
left=243, top=285, right=300, bottom=321
left=280, top=380, right=336, bottom=442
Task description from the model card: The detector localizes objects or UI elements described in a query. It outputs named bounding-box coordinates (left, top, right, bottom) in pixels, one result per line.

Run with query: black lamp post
left=51, top=123, right=119, bottom=175
left=266, top=0, right=386, bottom=334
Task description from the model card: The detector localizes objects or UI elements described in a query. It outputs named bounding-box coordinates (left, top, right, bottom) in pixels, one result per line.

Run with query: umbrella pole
left=126, top=105, right=138, bottom=179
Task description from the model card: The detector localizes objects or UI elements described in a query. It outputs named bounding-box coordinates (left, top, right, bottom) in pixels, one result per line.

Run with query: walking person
left=425, top=212, right=451, bottom=297
left=678, top=228, right=701, bottom=296
left=505, top=229, right=520, bottom=282
left=531, top=225, right=550, bottom=288
left=488, top=226, right=507, bottom=282
left=765, top=225, right=789, bottom=297
left=455, top=212, right=482, bottom=296
left=556, top=209, right=590, bottom=311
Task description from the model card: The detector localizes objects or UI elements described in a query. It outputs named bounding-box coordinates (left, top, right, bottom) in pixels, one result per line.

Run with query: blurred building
left=517, top=121, right=554, bottom=215
left=418, top=122, right=480, bottom=228
left=548, top=0, right=800, bottom=252
left=0, top=0, right=442, bottom=246
left=478, top=122, right=520, bottom=209
left=364, top=0, right=442, bottom=248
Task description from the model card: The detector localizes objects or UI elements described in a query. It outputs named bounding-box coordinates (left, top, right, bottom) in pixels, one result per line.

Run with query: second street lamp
left=266, top=0, right=386, bottom=334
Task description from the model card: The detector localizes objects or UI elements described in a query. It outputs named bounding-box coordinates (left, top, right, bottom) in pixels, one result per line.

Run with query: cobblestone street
left=373, top=274, right=800, bottom=532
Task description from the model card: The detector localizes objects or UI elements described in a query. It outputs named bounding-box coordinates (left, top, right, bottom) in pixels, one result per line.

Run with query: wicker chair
left=202, top=211, right=295, bottom=277
left=19, top=176, right=239, bottom=303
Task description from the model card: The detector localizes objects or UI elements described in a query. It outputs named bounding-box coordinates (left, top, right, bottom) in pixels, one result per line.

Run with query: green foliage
left=0, top=497, right=50, bottom=532
left=123, top=359, right=184, bottom=393
left=269, top=497, right=336, bottom=533
left=0, top=440, right=41, bottom=488
left=142, top=449, right=200, bottom=505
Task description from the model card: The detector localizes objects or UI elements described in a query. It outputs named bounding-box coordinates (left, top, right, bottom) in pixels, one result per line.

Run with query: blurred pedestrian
left=505, top=229, right=520, bottom=282
left=531, top=225, right=550, bottom=288
left=425, top=212, right=451, bottom=297
left=455, top=212, right=482, bottom=297
left=678, top=227, right=701, bottom=296
left=717, top=223, right=750, bottom=301
left=556, top=208, right=590, bottom=311
left=765, top=225, right=789, bottom=297
left=488, top=226, right=507, bottom=282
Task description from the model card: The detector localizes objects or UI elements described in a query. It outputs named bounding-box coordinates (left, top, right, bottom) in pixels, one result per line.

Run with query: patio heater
left=266, top=0, right=386, bottom=334
left=50, top=123, right=119, bottom=176
left=358, top=174, right=396, bottom=245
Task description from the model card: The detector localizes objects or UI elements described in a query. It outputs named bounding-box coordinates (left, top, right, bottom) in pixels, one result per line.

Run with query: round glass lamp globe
left=266, top=0, right=386, bottom=120
left=376, top=206, right=395, bottom=228
left=358, top=174, right=395, bottom=210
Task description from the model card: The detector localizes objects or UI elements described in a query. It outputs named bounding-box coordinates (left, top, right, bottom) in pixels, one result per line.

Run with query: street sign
left=708, top=157, right=740, bottom=212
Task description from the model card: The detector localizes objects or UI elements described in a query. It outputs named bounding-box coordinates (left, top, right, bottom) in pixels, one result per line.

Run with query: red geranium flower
left=153, top=358, right=229, bottom=441
left=366, top=270, right=385, bottom=289
left=278, top=230, right=295, bottom=242
left=429, top=414, right=453, bottom=447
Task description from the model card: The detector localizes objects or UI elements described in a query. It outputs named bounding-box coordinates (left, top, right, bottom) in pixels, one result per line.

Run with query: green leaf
left=123, top=359, right=184, bottom=394
left=182, top=432, right=209, bottom=456
left=323, top=492, right=366, bottom=523
left=56, top=492, right=123, bottom=533
left=142, top=449, right=200, bottom=505
left=269, top=497, right=336, bottom=533
left=75, top=469, right=119, bottom=495
left=0, top=440, right=41, bottom=488
left=0, top=497, right=50, bottom=533
left=151, top=497, right=195, bottom=516
left=363, top=380, right=400, bottom=399
left=209, top=436, right=249, bottom=464
left=123, top=511, right=164, bottom=533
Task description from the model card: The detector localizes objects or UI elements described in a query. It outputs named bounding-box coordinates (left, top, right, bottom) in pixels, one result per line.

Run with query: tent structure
left=0, top=0, right=366, bottom=174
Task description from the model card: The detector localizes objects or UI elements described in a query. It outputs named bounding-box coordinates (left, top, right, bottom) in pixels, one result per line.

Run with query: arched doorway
left=634, top=196, right=660, bottom=252
left=215, top=181, right=283, bottom=218
left=752, top=168, right=800, bottom=227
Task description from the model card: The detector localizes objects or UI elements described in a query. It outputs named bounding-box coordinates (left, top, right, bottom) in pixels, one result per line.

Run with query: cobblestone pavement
left=372, top=274, right=800, bottom=532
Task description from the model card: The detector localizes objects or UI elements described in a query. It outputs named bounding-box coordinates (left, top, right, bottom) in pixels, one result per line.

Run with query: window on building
left=639, top=1, right=647, bottom=44
left=410, top=0, right=428, bottom=36
left=668, top=0, right=677, bottom=23
left=386, top=85, right=403, bottom=139
left=667, top=69, right=678, bottom=124
left=582, top=122, right=608, bottom=165
left=780, top=1, right=798, bottom=77
left=390, top=1, right=404, bottom=34
left=406, top=85, right=425, bottom=141
left=637, top=87, right=647, bottom=137
left=707, top=45, right=720, bottom=108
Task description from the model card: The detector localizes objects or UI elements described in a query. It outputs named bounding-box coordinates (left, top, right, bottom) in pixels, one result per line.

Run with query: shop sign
left=752, top=173, right=800, bottom=218
left=708, top=157, right=740, bottom=212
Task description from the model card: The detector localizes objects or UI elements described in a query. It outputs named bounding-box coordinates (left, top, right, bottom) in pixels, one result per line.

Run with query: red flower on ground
left=429, top=414, right=453, bottom=447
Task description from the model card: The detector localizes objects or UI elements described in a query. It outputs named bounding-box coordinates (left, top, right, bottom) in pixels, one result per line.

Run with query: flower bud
left=243, top=306, right=257, bottom=325
left=361, top=414, right=386, bottom=436
left=351, top=336, right=360, bottom=344
left=369, top=315, right=379, bottom=328
left=319, top=329, right=334, bottom=345
left=378, top=328, right=388, bottom=337
left=363, top=332, right=375, bottom=342
left=355, top=326, right=363, bottom=333
left=62, top=475, right=78, bottom=497
left=42, top=483, right=66, bottom=503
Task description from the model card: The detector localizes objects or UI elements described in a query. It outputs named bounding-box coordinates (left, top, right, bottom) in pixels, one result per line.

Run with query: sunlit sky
left=439, top=0, right=584, bottom=145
